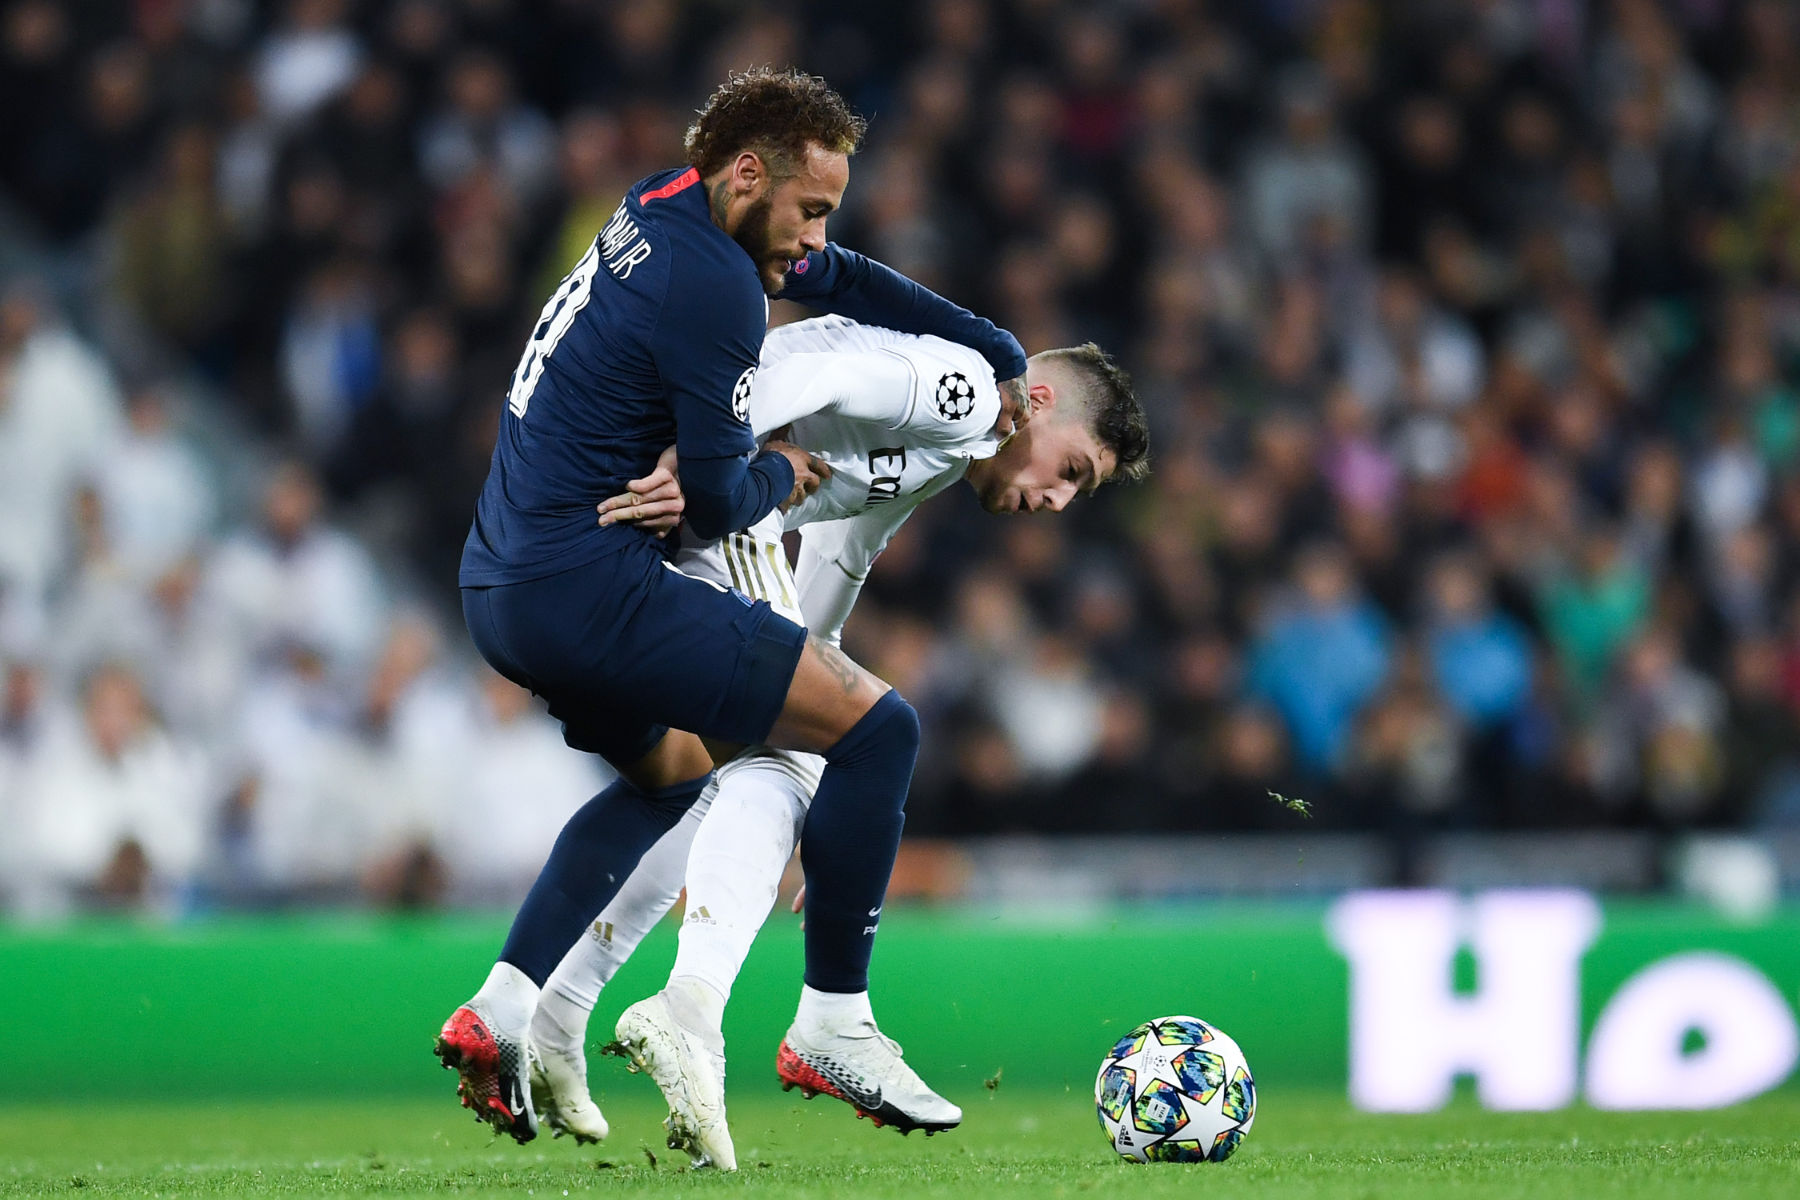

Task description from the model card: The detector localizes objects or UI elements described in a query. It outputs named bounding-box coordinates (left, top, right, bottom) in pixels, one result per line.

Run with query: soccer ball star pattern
left=1094, top=1015, right=1256, bottom=1164
left=932, top=371, right=976, bottom=421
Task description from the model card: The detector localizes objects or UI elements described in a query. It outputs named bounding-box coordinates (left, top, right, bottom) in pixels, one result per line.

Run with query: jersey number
left=507, top=242, right=601, bottom=418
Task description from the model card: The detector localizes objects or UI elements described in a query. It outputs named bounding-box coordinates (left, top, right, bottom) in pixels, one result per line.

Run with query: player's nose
left=801, top=220, right=827, bottom=253
left=1044, top=485, right=1075, bottom=513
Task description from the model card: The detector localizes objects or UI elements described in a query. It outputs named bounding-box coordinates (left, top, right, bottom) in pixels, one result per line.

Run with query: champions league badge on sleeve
left=732, top=366, right=756, bottom=422
left=932, top=371, right=976, bottom=421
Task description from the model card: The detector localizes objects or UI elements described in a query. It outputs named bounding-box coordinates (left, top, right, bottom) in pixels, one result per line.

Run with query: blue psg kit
left=459, top=165, right=1024, bottom=764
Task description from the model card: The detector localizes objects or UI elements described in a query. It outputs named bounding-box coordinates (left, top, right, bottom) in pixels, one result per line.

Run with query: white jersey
left=753, top=315, right=1003, bottom=527
left=674, top=316, right=1001, bottom=644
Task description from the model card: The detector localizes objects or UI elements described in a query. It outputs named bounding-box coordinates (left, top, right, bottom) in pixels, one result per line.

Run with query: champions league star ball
left=932, top=370, right=976, bottom=420
left=1094, top=1015, right=1256, bottom=1164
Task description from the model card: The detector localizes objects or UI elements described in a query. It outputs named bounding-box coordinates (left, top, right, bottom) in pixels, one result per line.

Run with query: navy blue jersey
left=460, top=166, right=1026, bottom=587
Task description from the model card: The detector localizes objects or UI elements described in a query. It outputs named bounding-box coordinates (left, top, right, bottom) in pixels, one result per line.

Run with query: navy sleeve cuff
left=682, top=450, right=795, bottom=540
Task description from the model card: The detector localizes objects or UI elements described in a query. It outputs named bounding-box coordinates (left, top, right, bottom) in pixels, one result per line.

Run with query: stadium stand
left=3, top=0, right=1800, bottom=913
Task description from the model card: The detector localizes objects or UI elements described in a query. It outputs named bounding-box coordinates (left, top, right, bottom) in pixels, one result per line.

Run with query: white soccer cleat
left=434, top=998, right=538, bottom=1143
left=776, top=1018, right=962, bottom=1135
left=612, top=991, right=737, bottom=1170
left=529, top=1041, right=610, bottom=1144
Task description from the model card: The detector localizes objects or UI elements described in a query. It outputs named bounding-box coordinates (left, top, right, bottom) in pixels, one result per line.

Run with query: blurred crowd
left=6, top=0, right=1800, bottom=913
left=0, top=330, right=610, bottom=914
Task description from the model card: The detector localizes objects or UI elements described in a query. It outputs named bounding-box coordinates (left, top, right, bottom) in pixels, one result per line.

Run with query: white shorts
left=676, top=514, right=825, bottom=796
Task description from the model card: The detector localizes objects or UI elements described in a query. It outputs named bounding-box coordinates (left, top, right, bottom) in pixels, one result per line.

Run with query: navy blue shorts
left=461, top=539, right=808, bottom=768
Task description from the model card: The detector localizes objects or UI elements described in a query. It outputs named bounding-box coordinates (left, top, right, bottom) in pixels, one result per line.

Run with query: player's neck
left=702, top=171, right=734, bottom=231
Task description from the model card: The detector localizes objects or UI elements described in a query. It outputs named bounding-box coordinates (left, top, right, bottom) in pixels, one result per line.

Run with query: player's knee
left=886, top=693, right=921, bottom=755
left=823, top=688, right=919, bottom=766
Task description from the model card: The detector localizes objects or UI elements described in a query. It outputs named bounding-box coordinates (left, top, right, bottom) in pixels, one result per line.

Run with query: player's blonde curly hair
left=684, top=67, right=867, bottom=180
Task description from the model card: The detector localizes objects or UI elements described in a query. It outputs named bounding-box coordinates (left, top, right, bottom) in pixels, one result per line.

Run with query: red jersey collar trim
left=640, top=167, right=701, bottom=203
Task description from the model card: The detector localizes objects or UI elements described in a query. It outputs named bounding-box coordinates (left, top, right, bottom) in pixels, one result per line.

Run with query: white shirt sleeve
left=895, top=347, right=1002, bottom=454
left=750, top=344, right=1000, bottom=456
left=748, top=350, right=916, bottom=440
left=793, top=468, right=966, bottom=645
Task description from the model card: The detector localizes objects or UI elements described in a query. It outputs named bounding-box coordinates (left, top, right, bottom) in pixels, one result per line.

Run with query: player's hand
left=597, top=444, right=684, bottom=537
left=790, top=882, right=805, bottom=929
left=996, top=373, right=1030, bottom=438
left=766, top=439, right=831, bottom=511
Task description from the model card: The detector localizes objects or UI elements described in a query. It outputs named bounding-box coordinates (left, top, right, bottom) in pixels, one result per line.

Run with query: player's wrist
left=754, top=446, right=799, bottom=490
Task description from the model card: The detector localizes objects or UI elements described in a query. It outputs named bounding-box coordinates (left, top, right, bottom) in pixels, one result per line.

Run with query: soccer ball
left=1094, top=1015, right=1256, bottom=1163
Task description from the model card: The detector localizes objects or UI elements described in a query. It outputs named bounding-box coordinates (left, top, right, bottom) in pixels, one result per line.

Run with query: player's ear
left=729, top=151, right=764, bottom=194
left=1028, top=380, right=1056, bottom=416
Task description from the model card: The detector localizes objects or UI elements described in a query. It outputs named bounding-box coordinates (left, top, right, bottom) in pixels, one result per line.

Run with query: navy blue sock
left=800, top=689, right=920, bottom=994
left=499, top=773, right=709, bottom=986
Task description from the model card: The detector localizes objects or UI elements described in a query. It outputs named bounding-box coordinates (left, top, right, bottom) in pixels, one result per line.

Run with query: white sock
left=796, top=984, right=874, bottom=1035
left=669, top=753, right=811, bottom=1004
left=665, top=974, right=727, bottom=1041
left=540, top=794, right=708, bottom=1022
left=531, top=985, right=590, bottom=1056
left=475, top=961, right=540, bottom=1035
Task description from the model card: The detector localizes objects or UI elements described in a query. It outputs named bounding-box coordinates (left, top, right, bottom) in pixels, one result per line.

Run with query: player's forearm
left=783, top=246, right=1028, bottom=380
left=681, top=450, right=796, bottom=540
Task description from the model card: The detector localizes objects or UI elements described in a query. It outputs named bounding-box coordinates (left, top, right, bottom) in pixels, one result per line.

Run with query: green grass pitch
left=3, top=1088, right=1795, bottom=1198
